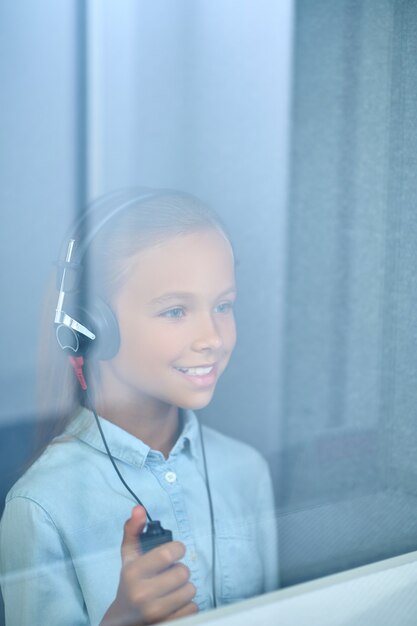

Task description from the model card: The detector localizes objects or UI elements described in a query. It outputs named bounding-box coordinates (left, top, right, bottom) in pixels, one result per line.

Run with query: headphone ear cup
left=84, top=298, right=120, bottom=360
left=63, top=297, right=120, bottom=360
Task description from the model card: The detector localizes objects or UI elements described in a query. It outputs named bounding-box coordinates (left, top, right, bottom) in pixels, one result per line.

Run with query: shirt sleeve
left=0, top=495, right=88, bottom=626
left=256, top=458, right=280, bottom=592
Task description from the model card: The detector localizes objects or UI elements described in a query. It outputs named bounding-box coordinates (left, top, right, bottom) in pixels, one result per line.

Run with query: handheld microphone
left=139, top=521, right=173, bottom=554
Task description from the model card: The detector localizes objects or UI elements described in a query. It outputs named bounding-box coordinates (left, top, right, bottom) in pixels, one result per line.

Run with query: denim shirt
left=0, top=409, right=279, bottom=626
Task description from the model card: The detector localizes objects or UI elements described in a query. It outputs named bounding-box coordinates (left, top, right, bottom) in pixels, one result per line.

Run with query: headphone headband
left=56, top=188, right=170, bottom=288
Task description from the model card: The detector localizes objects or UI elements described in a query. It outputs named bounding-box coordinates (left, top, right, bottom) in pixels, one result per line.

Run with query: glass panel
left=2, top=0, right=417, bottom=625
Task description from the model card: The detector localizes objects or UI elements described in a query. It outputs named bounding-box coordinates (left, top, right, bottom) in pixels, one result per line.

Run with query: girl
left=0, top=189, right=278, bottom=626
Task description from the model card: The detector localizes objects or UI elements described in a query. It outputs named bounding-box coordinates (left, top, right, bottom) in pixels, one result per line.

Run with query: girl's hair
left=36, top=189, right=232, bottom=451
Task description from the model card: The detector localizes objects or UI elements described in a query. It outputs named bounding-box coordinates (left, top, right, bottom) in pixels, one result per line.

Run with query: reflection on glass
left=3, top=0, right=417, bottom=624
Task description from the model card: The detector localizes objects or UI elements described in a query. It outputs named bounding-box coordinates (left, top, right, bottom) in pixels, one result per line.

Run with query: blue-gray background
left=1, top=0, right=417, bottom=615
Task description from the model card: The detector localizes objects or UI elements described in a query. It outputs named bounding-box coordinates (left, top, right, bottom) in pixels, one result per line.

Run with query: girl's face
left=102, top=228, right=237, bottom=414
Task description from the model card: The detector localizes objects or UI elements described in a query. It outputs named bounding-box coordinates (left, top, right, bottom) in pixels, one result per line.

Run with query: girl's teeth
left=177, top=366, right=213, bottom=376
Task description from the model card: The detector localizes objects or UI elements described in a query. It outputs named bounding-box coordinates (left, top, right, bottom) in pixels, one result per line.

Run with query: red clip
left=69, top=356, right=88, bottom=390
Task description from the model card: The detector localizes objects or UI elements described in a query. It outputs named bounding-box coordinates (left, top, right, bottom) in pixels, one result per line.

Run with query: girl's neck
left=94, top=395, right=180, bottom=459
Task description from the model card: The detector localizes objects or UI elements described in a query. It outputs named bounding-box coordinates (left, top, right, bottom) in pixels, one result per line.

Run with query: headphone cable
left=198, top=420, right=217, bottom=609
left=83, top=388, right=152, bottom=522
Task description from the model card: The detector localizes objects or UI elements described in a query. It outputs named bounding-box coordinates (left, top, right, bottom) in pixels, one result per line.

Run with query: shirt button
left=165, top=471, right=177, bottom=483
left=189, top=550, right=197, bottom=561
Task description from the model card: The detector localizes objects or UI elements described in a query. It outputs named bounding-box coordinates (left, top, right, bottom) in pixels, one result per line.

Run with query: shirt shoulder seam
left=5, top=494, right=68, bottom=546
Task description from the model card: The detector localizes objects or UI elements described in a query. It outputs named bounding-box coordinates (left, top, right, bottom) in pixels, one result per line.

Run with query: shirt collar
left=64, top=407, right=201, bottom=467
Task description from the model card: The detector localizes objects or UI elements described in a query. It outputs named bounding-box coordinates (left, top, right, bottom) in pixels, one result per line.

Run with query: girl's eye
left=160, top=307, right=186, bottom=319
left=215, top=301, right=234, bottom=314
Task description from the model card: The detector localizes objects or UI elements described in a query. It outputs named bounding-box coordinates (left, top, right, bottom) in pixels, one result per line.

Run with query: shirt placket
left=146, top=452, right=207, bottom=610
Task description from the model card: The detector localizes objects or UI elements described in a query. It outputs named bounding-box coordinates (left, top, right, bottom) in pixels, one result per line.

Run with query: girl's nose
left=191, top=315, right=223, bottom=352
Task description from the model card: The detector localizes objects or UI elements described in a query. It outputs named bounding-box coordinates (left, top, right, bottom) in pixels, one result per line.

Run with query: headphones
left=54, top=189, right=169, bottom=360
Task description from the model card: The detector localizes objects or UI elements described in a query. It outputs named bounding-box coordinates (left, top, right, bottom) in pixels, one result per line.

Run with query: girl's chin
left=178, top=392, right=216, bottom=411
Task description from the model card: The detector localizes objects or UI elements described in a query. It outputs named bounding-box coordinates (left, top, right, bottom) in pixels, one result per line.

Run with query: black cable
left=198, top=420, right=217, bottom=609
left=83, top=389, right=152, bottom=522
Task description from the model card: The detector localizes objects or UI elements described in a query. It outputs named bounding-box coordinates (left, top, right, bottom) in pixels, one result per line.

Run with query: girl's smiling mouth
left=173, top=363, right=218, bottom=386
left=174, top=364, right=215, bottom=375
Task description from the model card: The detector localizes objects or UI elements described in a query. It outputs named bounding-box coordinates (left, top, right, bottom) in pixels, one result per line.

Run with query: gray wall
left=0, top=0, right=78, bottom=423
left=279, top=0, right=417, bottom=585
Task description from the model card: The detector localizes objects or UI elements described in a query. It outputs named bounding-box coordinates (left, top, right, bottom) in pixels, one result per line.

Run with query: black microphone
left=139, top=521, right=173, bottom=554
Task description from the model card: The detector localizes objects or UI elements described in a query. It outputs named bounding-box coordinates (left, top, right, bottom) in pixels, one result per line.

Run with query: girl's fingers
left=121, top=506, right=147, bottom=563
left=155, top=563, right=191, bottom=596
left=163, top=602, right=199, bottom=621
left=114, top=509, right=197, bottom=626
left=138, top=541, right=186, bottom=577
left=121, top=507, right=185, bottom=575
left=132, top=563, right=190, bottom=602
left=139, top=582, right=197, bottom=624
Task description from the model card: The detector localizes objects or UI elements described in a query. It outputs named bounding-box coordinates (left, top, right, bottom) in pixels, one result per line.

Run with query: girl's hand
left=100, top=506, right=198, bottom=626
